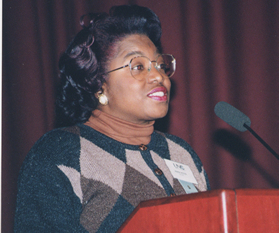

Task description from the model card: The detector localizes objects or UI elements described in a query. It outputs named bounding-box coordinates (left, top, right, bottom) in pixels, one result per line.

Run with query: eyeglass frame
left=103, top=54, right=176, bottom=78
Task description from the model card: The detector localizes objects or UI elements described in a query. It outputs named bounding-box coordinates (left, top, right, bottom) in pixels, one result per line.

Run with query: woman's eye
left=132, top=64, right=144, bottom=71
left=158, top=63, right=167, bottom=71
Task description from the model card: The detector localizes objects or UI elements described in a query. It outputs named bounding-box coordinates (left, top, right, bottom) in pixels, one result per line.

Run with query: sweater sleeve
left=14, top=151, right=88, bottom=233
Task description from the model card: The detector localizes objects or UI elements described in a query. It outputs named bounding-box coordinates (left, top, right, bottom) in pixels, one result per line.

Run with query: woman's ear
left=101, top=82, right=108, bottom=95
left=95, top=82, right=107, bottom=98
left=95, top=82, right=109, bottom=106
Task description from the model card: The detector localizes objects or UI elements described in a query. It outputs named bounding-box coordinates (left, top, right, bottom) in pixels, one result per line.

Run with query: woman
left=14, top=5, right=210, bottom=232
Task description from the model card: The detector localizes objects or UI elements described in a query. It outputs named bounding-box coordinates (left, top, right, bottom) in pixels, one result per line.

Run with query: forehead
left=114, top=34, right=158, bottom=59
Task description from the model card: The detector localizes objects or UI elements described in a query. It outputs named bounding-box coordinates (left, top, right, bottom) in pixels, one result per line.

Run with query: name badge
left=178, top=180, right=198, bottom=194
left=164, top=159, right=198, bottom=184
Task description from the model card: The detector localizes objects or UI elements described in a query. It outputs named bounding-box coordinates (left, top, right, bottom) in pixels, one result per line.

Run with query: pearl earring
left=98, top=92, right=108, bottom=105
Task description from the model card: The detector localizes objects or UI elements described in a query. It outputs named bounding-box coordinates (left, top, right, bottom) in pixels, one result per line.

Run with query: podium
left=117, top=189, right=279, bottom=232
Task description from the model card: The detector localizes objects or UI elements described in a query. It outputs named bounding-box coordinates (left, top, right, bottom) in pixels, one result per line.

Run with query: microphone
left=214, top=101, right=279, bottom=160
left=214, top=101, right=251, bottom=132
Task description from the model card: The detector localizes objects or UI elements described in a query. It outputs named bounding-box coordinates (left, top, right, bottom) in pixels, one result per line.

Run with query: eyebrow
left=123, top=51, right=144, bottom=60
left=123, top=50, right=161, bottom=61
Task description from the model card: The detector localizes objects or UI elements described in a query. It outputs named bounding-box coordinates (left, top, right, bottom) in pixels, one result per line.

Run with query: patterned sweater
left=14, top=124, right=210, bottom=232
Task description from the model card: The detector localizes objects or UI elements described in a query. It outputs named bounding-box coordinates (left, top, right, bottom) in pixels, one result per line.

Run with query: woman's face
left=98, top=34, right=171, bottom=125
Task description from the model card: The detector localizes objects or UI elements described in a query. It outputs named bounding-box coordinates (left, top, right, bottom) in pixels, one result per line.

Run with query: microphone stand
left=243, top=123, right=279, bottom=160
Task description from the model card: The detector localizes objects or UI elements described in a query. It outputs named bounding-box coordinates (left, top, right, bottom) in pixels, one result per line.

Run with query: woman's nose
left=147, top=63, right=166, bottom=83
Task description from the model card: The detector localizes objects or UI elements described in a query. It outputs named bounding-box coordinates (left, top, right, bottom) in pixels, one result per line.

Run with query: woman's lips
left=147, top=87, right=168, bottom=101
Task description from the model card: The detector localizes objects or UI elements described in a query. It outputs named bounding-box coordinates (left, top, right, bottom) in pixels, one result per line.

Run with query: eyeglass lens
left=129, top=54, right=176, bottom=80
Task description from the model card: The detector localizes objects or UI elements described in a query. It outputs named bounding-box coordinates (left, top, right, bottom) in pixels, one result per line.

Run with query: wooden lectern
left=117, top=189, right=279, bottom=233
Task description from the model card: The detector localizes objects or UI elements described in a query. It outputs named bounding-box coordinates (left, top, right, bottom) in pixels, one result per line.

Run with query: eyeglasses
left=105, top=54, right=176, bottom=80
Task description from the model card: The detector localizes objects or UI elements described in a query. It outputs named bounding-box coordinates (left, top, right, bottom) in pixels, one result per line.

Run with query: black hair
left=55, top=5, right=162, bottom=127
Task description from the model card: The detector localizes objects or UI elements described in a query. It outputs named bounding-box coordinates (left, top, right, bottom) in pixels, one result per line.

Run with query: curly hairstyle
left=55, top=5, right=162, bottom=127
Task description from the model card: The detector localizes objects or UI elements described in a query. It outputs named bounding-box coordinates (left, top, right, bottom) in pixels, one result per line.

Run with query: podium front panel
left=117, top=189, right=279, bottom=232
left=117, top=190, right=237, bottom=232
left=235, top=189, right=279, bottom=232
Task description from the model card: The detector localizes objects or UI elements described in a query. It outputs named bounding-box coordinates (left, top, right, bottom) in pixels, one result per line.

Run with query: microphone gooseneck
left=214, top=101, right=279, bottom=160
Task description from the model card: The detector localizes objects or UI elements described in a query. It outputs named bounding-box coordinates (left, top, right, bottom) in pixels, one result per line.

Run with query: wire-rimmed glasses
left=105, top=54, right=176, bottom=80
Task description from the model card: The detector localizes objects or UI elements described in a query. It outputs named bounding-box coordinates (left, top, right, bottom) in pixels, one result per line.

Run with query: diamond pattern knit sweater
left=14, top=124, right=210, bottom=232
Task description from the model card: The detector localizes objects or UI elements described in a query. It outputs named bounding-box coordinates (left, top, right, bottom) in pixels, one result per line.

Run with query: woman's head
left=98, top=33, right=172, bottom=125
left=56, top=5, right=170, bottom=127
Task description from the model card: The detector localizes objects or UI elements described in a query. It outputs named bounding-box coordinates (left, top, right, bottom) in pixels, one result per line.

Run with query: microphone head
left=214, top=101, right=251, bottom=132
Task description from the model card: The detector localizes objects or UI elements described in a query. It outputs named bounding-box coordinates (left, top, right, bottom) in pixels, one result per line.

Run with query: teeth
left=149, top=91, right=165, bottom=97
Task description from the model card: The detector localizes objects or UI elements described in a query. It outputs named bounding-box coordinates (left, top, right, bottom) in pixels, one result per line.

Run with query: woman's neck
left=84, top=109, right=155, bottom=145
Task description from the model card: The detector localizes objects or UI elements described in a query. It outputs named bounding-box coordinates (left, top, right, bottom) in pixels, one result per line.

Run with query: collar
left=84, top=109, right=155, bottom=145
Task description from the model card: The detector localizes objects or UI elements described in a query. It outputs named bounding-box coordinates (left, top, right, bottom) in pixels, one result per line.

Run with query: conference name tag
left=164, top=159, right=198, bottom=184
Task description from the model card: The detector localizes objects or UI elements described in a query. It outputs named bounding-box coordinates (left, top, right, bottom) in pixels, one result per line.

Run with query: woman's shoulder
left=154, top=130, right=193, bottom=150
left=32, top=125, right=82, bottom=151
left=24, top=125, right=86, bottom=167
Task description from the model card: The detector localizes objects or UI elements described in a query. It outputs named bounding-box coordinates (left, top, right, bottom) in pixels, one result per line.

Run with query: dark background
left=3, top=0, right=279, bottom=232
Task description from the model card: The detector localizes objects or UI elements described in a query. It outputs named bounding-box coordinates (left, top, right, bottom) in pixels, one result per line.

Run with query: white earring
left=98, top=93, right=108, bottom=105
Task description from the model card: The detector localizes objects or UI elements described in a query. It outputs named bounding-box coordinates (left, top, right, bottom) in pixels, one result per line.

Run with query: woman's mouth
left=147, top=87, right=168, bottom=101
